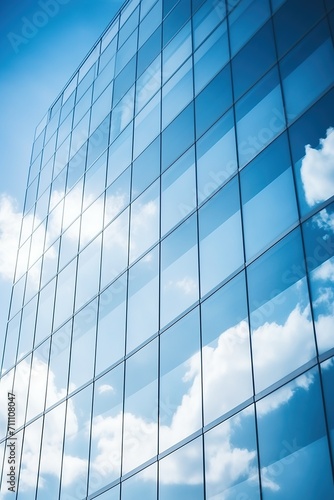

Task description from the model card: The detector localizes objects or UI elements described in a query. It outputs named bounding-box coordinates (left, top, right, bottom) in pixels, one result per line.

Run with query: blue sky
left=0, top=0, right=123, bottom=354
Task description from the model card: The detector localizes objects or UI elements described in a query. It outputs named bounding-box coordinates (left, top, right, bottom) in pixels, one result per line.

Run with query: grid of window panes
left=1, top=0, right=334, bottom=497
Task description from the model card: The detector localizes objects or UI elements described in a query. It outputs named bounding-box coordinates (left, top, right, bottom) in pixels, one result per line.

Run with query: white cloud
left=0, top=194, right=23, bottom=282
left=252, top=305, right=315, bottom=392
left=313, top=259, right=334, bottom=282
left=301, top=127, right=334, bottom=206
left=98, top=384, right=114, bottom=394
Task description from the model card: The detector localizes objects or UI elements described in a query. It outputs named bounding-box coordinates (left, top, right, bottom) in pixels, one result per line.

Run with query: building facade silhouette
left=1, top=0, right=334, bottom=498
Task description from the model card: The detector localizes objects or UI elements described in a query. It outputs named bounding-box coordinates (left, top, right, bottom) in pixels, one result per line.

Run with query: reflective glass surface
left=3, top=1, right=334, bottom=498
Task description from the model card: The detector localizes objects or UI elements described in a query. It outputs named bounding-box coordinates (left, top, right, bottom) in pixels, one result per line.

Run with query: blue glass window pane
left=229, top=0, right=270, bottom=56
left=257, top=367, right=334, bottom=499
left=107, top=123, right=133, bottom=185
left=136, top=56, right=161, bottom=113
left=321, top=357, right=334, bottom=460
left=74, top=235, right=101, bottom=311
left=199, top=177, right=243, bottom=296
left=113, top=56, right=136, bottom=105
left=241, top=133, right=298, bottom=259
left=193, top=0, right=225, bottom=49
left=236, top=67, right=285, bottom=168
left=122, top=464, right=157, bottom=499
left=87, top=115, right=110, bottom=170
left=273, top=0, right=325, bottom=57
left=59, top=385, right=92, bottom=498
left=247, top=229, right=316, bottom=393
left=132, top=137, right=160, bottom=200
left=205, top=406, right=260, bottom=498
left=127, top=246, right=159, bottom=352
left=303, top=203, right=334, bottom=354
left=161, top=214, right=199, bottom=327
left=69, top=299, right=97, bottom=390
left=194, top=21, right=229, bottom=95
left=134, top=93, right=160, bottom=159
left=159, top=437, right=204, bottom=499
left=123, top=339, right=158, bottom=474
left=280, top=21, right=334, bottom=123
left=163, top=0, right=191, bottom=46
left=232, top=21, right=276, bottom=101
left=162, top=58, right=193, bottom=129
left=201, top=272, right=253, bottom=424
left=129, top=180, right=160, bottom=264
left=161, top=147, right=196, bottom=236
left=162, top=22, right=192, bottom=83
left=100, top=209, right=129, bottom=289
left=159, top=308, right=201, bottom=452
left=46, top=320, right=71, bottom=408
left=138, top=26, right=162, bottom=77
left=139, top=0, right=162, bottom=46
left=289, top=89, right=334, bottom=217
left=89, top=365, right=124, bottom=493
left=162, top=102, right=195, bottom=171
left=95, top=274, right=126, bottom=375
left=195, top=65, right=232, bottom=139
left=196, top=110, right=237, bottom=205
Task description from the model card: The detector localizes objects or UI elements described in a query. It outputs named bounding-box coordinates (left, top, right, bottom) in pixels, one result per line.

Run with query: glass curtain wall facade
left=1, top=0, right=334, bottom=497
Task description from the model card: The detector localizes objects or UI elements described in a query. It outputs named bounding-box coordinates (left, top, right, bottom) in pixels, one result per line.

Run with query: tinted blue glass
left=199, top=177, right=243, bottom=296
left=205, top=406, right=260, bottom=499
left=89, top=365, right=124, bottom=493
left=236, top=67, right=285, bottom=168
left=113, top=56, right=136, bottom=104
left=123, top=339, right=158, bottom=473
left=163, top=0, right=191, bottom=46
left=95, top=274, right=126, bottom=375
left=321, top=357, right=334, bottom=460
left=122, top=463, right=157, bottom=499
left=107, top=123, right=133, bottom=185
left=303, top=203, right=334, bottom=354
left=159, top=437, right=204, bottom=499
left=194, top=21, right=229, bottom=95
left=161, top=147, right=196, bottom=236
left=280, top=21, right=334, bottom=123
left=132, top=137, right=160, bottom=200
left=257, top=367, right=334, bottom=499
left=195, top=65, right=232, bottom=139
left=162, top=22, right=192, bottom=83
left=240, top=133, right=298, bottom=259
left=247, top=229, right=316, bottom=393
left=139, top=0, right=162, bottom=46
left=193, top=0, right=224, bottom=49
left=201, top=272, right=253, bottom=424
left=273, top=0, right=325, bottom=57
left=60, top=385, right=92, bottom=498
left=127, top=246, right=159, bottom=352
left=69, top=299, right=97, bottom=391
left=289, top=89, right=334, bottom=217
left=137, top=26, right=162, bottom=77
left=162, top=58, right=193, bottom=129
left=232, top=21, right=276, bottom=100
left=229, top=0, right=270, bottom=56
left=129, top=179, right=160, bottom=263
left=86, top=115, right=110, bottom=170
left=161, top=214, right=199, bottom=327
left=159, top=308, right=201, bottom=452
left=162, top=102, right=195, bottom=171
left=196, top=110, right=237, bottom=204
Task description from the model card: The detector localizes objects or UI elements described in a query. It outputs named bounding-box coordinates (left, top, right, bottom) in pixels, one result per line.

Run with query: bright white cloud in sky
left=301, top=127, right=334, bottom=206
left=0, top=194, right=22, bottom=282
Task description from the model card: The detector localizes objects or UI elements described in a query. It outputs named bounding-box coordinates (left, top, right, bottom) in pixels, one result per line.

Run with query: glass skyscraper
left=1, top=0, right=334, bottom=497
